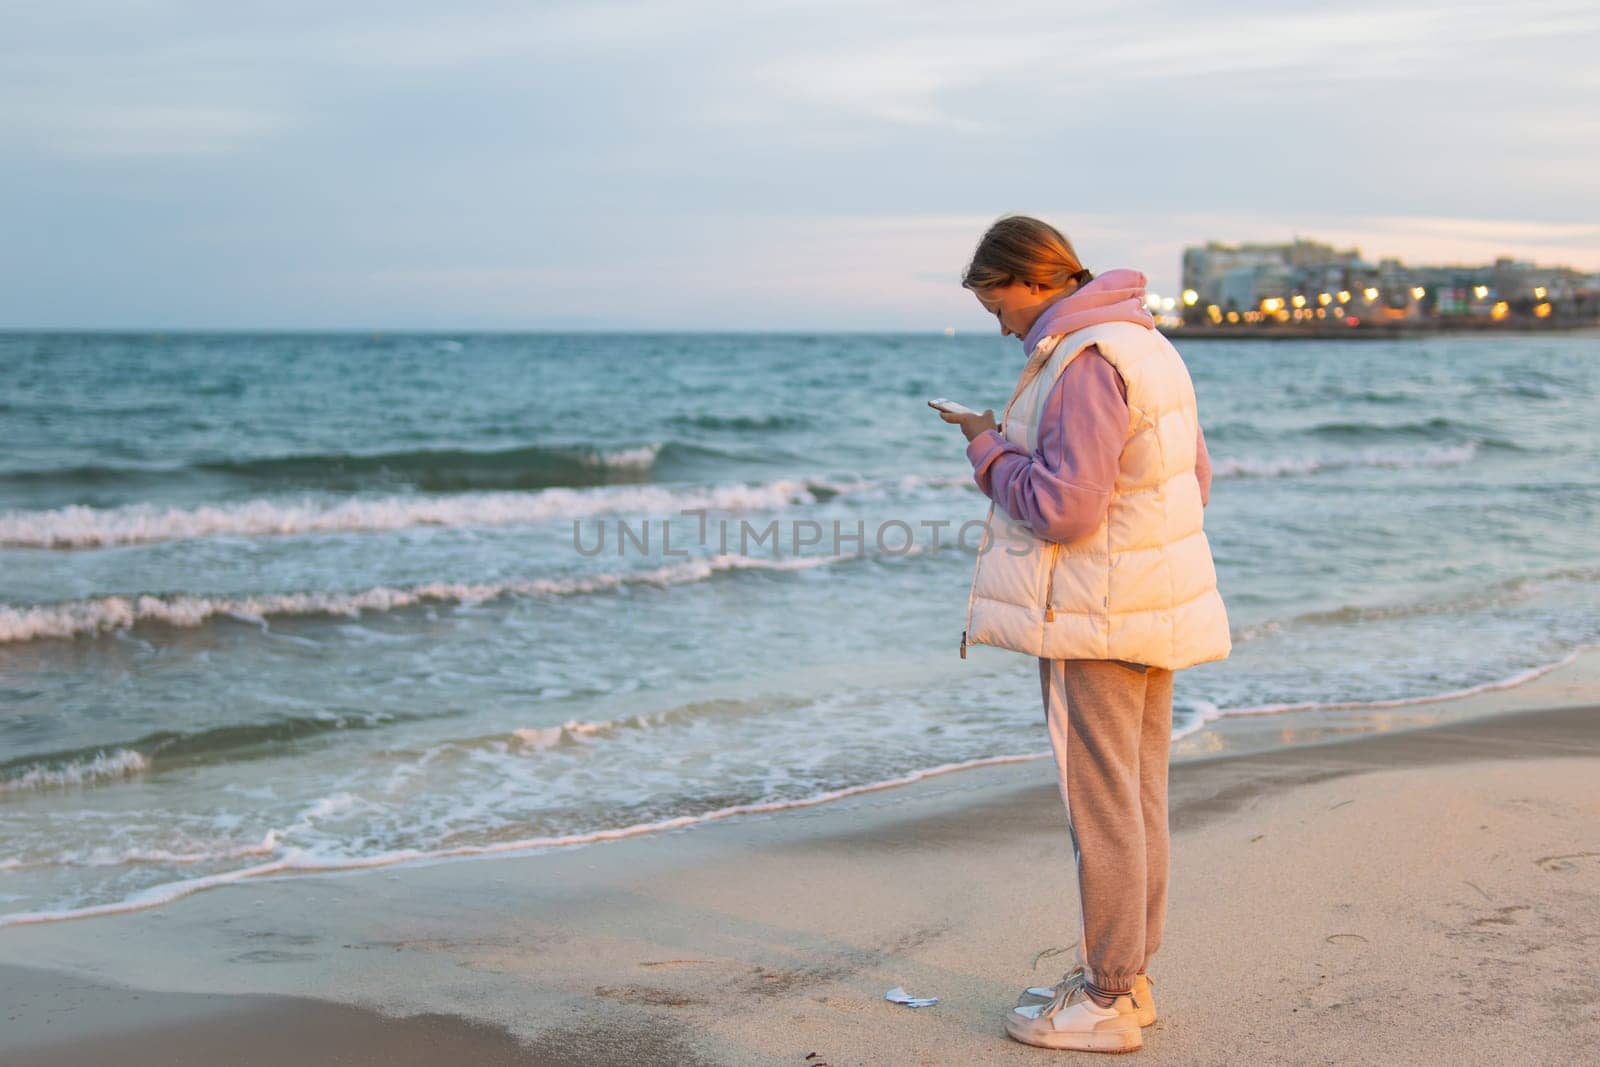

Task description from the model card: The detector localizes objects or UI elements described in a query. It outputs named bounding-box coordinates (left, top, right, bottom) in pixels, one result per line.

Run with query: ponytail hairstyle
left=961, top=215, right=1093, bottom=293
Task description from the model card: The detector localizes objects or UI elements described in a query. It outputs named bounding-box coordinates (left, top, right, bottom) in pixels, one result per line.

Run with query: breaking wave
left=0, top=749, right=150, bottom=794
left=1, top=474, right=976, bottom=549
left=0, top=545, right=942, bottom=643
left=0, top=712, right=421, bottom=793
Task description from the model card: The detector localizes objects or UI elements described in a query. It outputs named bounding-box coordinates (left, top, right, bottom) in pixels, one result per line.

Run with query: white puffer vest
left=960, top=321, right=1232, bottom=671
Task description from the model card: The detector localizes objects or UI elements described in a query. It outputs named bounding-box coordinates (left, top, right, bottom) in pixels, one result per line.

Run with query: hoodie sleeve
left=964, top=346, right=1126, bottom=543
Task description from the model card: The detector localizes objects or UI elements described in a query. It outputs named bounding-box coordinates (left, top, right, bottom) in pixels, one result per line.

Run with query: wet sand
left=3, top=655, right=1598, bottom=1065
left=0, top=964, right=555, bottom=1067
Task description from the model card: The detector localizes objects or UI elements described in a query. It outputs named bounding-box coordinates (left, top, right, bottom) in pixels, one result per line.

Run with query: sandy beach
left=3, top=651, right=1598, bottom=1065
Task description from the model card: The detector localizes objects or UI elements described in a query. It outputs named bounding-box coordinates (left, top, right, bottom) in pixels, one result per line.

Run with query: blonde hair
left=961, top=215, right=1093, bottom=292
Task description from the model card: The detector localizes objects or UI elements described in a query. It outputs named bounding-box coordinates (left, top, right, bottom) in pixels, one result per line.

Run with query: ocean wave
left=666, top=412, right=809, bottom=432
left=0, top=546, right=940, bottom=644
left=0, top=441, right=741, bottom=495
left=487, top=696, right=802, bottom=755
left=1207, top=643, right=1596, bottom=720
left=353, top=700, right=817, bottom=801
left=1212, top=442, right=1478, bottom=479
left=1305, top=416, right=1467, bottom=440
left=1222, top=565, right=1594, bottom=645
left=0, top=749, right=149, bottom=794
left=0, top=712, right=417, bottom=792
left=1219, top=566, right=1599, bottom=650
left=0, top=473, right=976, bottom=549
left=512, top=719, right=615, bottom=750
left=368, top=699, right=795, bottom=777
left=1300, top=417, right=1527, bottom=452
left=1229, top=620, right=1282, bottom=644
left=0, top=831, right=282, bottom=871
left=1288, top=564, right=1600, bottom=628
left=1317, top=388, right=1418, bottom=405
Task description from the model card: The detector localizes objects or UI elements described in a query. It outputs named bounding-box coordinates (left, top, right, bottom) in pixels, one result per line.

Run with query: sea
left=2, top=329, right=1597, bottom=925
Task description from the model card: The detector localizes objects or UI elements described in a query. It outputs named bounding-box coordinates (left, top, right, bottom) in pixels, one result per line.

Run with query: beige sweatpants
left=1038, top=657, right=1175, bottom=995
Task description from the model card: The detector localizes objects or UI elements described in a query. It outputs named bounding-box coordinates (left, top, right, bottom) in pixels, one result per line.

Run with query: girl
left=936, top=215, right=1231, bottom=1054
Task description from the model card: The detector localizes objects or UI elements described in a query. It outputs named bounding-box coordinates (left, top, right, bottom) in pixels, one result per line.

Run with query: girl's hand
left=936, top=407, right=997, bottom=442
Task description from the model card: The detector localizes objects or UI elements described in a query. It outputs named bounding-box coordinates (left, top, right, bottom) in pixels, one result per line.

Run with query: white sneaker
left=1005, top=982, right=1143, bottom=1053
left=1018, top=967, right=1157, bottom=1027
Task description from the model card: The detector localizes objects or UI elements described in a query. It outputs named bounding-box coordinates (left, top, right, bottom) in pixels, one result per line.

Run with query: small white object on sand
left=884, top=985, right=939, bottom=1008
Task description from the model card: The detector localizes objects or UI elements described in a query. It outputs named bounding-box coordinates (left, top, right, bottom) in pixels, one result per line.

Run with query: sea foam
left=3, top=644, right=1592, bottom=930
left=0, top=545, right=938, bottom=643
left=0, top=749, right=1051, bottom=929
left=1212, top=442, right=1477, bottom=479
left=0, top=749, right=149, bottom=793
left=0, top=473, right=974, bottom=549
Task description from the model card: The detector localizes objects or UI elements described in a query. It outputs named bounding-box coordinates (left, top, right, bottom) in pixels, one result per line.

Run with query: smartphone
left=928, top=398, right=978, bottom=416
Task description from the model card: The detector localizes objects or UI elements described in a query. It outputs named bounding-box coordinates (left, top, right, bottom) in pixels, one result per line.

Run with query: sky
left=2, top=0, right=1597, bottom=330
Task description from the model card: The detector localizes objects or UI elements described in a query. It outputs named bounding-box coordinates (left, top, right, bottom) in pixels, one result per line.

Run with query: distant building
left=1175, top=238, right=1597, bottom=331
left=1182, top=239, right=1365, bottom=312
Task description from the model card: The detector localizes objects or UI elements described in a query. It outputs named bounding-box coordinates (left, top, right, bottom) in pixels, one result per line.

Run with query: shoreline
left=1172, top=642, right=1600, bottom=760
left=4, top=644, right=1597, bottom=931
left=2, top=653, right=1598, bottom=1063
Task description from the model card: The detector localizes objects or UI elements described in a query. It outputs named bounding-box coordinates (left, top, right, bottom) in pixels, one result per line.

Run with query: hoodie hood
left=1019, top=268, right=1154, bottom=357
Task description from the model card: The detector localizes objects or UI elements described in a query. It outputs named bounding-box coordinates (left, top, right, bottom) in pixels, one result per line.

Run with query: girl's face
left=972, top=281, right=1056, bottom=340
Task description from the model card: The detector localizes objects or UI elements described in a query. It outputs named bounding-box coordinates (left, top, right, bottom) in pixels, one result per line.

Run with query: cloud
left=0, top=0, right=1594, bottom=327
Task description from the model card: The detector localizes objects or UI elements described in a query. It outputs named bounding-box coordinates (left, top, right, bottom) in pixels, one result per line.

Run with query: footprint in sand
left=594, top=983, right=705, bottom=1008
left=1469, top=905, right=1530, bottom=928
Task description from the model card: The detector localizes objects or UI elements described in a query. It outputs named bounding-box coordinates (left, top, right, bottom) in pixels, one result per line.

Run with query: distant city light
left=1174, top=237, right=1595, bottom=334
left=1146, top=292, right=1162, bottom=309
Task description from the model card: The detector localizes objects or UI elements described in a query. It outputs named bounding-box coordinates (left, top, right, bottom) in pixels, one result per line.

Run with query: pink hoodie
left=965, top=269, right=1212, bottom=542
left=1020, top=268, right=1154, bottom=355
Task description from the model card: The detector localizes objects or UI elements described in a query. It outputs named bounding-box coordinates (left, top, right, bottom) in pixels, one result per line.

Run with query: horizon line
left=0, top=326, right=995, bottom=336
